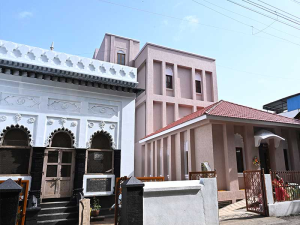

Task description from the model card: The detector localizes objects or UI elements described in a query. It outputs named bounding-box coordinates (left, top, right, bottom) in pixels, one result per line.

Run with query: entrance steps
left=37, top=199, right=78, bottom=225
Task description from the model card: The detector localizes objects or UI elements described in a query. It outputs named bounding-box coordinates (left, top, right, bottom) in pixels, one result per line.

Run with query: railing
left=114, top=176, right=164, bottom=225
left=189, top=170, right=217, bottom=180
left=270, top=170, right=300, bottom=202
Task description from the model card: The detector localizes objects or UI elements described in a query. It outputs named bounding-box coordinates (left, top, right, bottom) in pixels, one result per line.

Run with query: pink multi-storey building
left=94, top=33, right=218, bottom=177
left=94, top=33, right=300, bottom=204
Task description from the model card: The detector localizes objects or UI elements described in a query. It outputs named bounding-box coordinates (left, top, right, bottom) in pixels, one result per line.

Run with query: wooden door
left=41, top=149, right=75, bottom=199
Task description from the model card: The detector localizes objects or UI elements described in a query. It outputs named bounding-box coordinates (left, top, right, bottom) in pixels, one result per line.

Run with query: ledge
left=0, top=40, right=137, bottom=86
left=143, top=180, right=202, bottom=192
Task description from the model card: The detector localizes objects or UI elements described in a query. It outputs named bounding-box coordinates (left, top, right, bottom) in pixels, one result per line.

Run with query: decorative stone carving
left=47, top=119, right=54, bottom=125
left=0, top=116, right=6, bottom=122
left=59, top=117, right=67, bottom=126
left=110, top=124, right=116, bottom=130
left=0, top=93, right=40, bottom=109
left=99, top=121, right=105, bottom=130
left=120, top=68, right=126, bottom=76
left=14, top=113, right=22, bottom=123
left=71, top=121, right=77, bottom=127
left=88, top=122, right=94, bottom=128
left=86, top=141, right=91, bottom=149
left=27, top=117, right=36, bottom=124
left=48, top=99, right=81, bottom=113
left=88, top=103, right=117, bottom=117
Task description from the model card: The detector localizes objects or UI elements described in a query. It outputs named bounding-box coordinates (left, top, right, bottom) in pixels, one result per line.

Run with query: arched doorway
left=41, top=128, right=76, bottom=199
left=0, top=125, right=32, bottom=175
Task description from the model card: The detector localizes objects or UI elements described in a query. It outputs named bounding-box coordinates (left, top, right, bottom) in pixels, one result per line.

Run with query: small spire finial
left=50, top=42, right=54, bottom=51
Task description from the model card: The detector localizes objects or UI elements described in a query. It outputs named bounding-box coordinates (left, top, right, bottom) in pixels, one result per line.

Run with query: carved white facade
left=0, top=40, right=139, bottom=177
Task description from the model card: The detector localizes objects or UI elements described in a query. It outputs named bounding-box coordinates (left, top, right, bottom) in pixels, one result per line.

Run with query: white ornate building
left=0, top=39, right=141, bottom=215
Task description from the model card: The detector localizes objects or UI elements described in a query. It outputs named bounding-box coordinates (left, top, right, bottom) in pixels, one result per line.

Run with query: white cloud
left=173, top=15, right=199, bottom=42
left=18, top=11, right=33, bottom=19
left=162, top=19, right=169, bottom=26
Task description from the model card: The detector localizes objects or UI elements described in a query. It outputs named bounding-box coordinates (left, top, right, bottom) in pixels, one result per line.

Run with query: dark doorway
left=259, top=143, right=270, bottom=174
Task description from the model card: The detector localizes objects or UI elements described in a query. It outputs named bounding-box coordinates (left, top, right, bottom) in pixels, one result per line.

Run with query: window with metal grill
left=195, top=80, right=201, bottom=93
left=166, top=75, right=173, bottom=89
left=236, top=147, right=244, bottom=173
left=87, top=151, right=113, bottom=173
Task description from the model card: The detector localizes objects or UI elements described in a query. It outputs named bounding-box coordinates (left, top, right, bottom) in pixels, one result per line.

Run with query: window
left=117, top=50, right=125, bottom=65
left=166, top=66, right=173, bottom=89
left=87, top=132, right=114, bottom=174
left=87, top=150, right=113, bottom=173
left=51, top=132, right=72, bottom=148
left=0, top=128, right=30, bottom=174
left=195, top=72, right=202, bottom=93
left=166, top=75, right=173, bottom=89
left=283, top=149, right=290, bottom=171
left=236, top=147, right=244, bottom=173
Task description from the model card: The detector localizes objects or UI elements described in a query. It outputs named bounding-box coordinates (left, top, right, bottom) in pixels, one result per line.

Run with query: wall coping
left=143, top=180, right=203, bottom=192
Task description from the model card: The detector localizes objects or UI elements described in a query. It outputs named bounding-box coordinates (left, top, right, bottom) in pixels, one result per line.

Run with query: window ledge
left=238, top=173, right=244, bottom=178
left=166, top=88, right=173, bottom=91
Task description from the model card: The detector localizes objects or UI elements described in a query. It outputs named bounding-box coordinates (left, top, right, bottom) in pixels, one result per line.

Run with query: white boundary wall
left=143, top=178, right=219, bottom=225
left=265, top=174, right=300, bottom=217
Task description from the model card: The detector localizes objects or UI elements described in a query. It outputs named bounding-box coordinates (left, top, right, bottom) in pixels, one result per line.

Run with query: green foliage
left=92, top=197, right=101, bottom=211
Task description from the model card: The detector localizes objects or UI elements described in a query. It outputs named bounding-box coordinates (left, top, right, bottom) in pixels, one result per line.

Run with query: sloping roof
left=263, top=93, right=300, bottom=113
left=141, top=100, right=300, bottom=141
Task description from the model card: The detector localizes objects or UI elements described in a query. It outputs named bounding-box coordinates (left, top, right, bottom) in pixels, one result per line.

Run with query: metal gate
left=243, top=169, right=268, bottom=216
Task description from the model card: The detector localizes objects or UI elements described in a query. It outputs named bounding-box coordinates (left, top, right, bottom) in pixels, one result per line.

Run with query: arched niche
left=0, top=124, right=32, bottom=147
left=89, top=130, right=113, bottom=149
left=47, top=128, right=75, bottom=148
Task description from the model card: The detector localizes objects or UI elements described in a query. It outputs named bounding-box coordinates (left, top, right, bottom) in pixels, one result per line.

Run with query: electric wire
left=257, top=0, right=300, bottom=21
left=227, top=0, right=300, bottom=31
left=199, top=0, right=300, bottom=40
left=192, top=0, right=300, bottom=47
left=95, top=0, right=300, bottom=47
left=241, top=0, right=300, bottom=26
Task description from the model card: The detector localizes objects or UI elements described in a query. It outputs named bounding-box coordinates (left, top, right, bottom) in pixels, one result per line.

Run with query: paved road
left=219, top=200, right=300, bottom=225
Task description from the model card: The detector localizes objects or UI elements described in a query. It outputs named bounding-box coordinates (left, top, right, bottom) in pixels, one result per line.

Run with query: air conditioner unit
left=83, top=174, right=115, bottom=197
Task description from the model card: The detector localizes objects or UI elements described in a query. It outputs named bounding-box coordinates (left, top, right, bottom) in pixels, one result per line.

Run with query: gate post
left=121, top=177, right=144, bottom=225
left=0, top=179, right=22, bottom=225
left=261, top=168, right=269, bottom=216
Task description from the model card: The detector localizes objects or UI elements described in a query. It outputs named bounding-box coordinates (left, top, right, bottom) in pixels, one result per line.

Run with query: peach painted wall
left=212, top=124, right=227, bottom=190
left=178, top=66, right=192, bottom=99
left=194, top=124, right=214, bottom=171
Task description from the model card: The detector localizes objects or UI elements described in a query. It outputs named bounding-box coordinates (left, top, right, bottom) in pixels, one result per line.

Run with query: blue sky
left=1, top=0, right=300, bottom=109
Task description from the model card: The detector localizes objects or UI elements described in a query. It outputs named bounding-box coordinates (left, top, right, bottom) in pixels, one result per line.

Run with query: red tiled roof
left=141, top=100, right=300, bottom=141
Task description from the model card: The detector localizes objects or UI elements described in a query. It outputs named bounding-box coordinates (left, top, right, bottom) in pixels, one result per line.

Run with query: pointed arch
left=88, top=130, right=114, bottom=149
left=0, top=124, right=32, bottom=147
left=46, top=128, right=76, bottom=148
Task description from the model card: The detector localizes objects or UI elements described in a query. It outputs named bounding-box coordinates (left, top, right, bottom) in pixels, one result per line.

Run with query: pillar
left=167, top=136, right=172, bottom=180
left=223, top=124, right=239, bottom=194
left=287, top=129, right=300, bottom=171
left=175, top=133, right=182, bottom=180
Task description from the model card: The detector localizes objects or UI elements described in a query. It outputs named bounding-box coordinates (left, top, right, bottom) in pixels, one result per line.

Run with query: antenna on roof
left=50, top=42, right=54, bottom=51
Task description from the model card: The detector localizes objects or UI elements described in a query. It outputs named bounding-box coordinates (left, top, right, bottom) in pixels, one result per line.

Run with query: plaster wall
left=94, top=34, right=140, bottom=67
left=134, top=43, right=218, bottom=176
left=194, top=124, right=214, bottom=171
left=143, top=179, right=219, bottom=225
left=212, top=124, right=227, bottom=190
left=0, top=74, right=136, bottom=176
